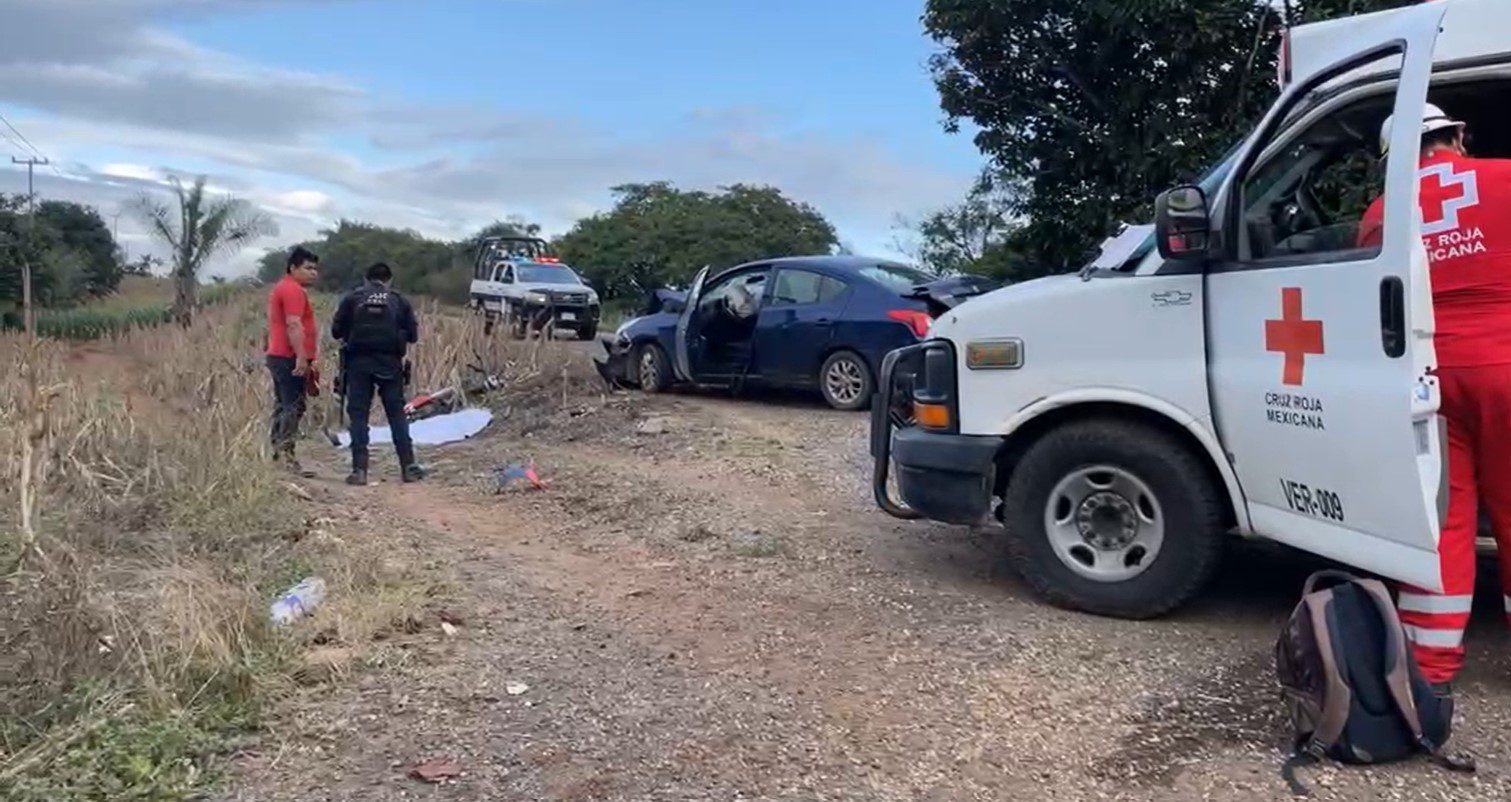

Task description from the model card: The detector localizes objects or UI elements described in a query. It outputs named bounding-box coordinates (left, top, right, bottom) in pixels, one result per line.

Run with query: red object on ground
left=408, top=756, right=462, bottom=783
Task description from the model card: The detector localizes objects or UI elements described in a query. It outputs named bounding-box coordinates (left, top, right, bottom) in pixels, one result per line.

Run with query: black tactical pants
left=345, top=354, right=415, bottom=471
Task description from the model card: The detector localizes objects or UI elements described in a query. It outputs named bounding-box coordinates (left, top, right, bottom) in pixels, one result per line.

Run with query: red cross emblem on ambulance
left=1265, top=287, right=1324, bottom=386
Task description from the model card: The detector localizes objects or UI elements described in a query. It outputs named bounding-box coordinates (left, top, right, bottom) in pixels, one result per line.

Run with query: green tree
left=897, top=168, right=1021, bottom=277
left=258, top=220, right=482, bottom=304
left=555, top=182, right=838, bottom=299
left=132, top=176, right=275, bottom=326
left=923, top=0, right=1416, bottom=273
left=35, top=200, right=123, bottom=297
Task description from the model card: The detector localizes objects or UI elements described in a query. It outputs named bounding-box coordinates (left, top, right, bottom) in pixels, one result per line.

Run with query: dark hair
left=1422, top=126, right=1463, bottom=152
left=366, top=262, right=393, bottom=282
left=286, top=246, right=319, bottom=273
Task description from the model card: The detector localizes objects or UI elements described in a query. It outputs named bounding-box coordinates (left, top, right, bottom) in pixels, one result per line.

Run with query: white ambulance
left=872, top=0, right=1509, bottom=618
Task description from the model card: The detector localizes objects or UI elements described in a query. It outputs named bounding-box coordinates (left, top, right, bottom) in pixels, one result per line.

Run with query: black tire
left=1001, top=418, right=1225, bottom=619
left=818, top=350, right=874, bottom=411
left=633, top=343, right=672, bottom=393
left=577, top=324, right=598, bottom=341
left=508, top=305, right=528, bottom=340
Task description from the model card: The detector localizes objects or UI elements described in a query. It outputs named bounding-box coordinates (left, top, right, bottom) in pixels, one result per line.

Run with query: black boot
left=402, top=464, right=426, bottom=483
left=345, top=468, right=368, bottom=486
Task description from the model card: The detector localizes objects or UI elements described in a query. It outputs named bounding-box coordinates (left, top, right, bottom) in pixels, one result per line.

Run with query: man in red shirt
left=267, top=246, right=320, bottom=476
left=1358, top=105, right=1511, bottom=693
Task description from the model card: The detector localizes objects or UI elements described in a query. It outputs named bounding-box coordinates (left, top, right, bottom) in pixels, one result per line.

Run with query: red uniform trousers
left=1399, top=364, right=1511, bottom=684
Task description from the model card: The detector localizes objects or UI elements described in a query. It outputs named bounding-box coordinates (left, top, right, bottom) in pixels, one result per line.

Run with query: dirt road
left=226, top=384, right=1511, bottom=801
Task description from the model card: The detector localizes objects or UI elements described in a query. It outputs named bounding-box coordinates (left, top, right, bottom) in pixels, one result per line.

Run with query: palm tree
left=131, top=176, right=276, bottom=326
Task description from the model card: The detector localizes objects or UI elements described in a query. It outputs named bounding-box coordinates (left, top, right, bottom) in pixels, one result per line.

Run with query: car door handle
left=1380, top=276, right=1405, bottom=358
left=815, top=317, right=832, bottom=325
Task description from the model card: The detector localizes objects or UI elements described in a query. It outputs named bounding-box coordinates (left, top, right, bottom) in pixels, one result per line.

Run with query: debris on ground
left=493, top=463, right=548, bottom=492
left=293, top=647, right=353, bottom=685
left=505, top=681, right=530, bottom=696
left=408, top=756, right=463, bottom=783
left=635, top=416, right=671, bottom=435
left=269, top=576, right=328, bottom=626
left=285, top=482, right=313, bottom=501
left=440, top=621, right=459, bottom=637
left=677, top=523, right=719, bottom=543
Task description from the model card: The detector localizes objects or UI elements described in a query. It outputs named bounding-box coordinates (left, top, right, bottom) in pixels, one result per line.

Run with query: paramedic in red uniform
left=1357, top=104, right=1511, bottom=694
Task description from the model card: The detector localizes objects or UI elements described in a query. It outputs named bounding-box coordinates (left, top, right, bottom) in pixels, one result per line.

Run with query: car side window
left=1230, top=54, right=1403, bottom=265
left=818, top=275, right=847, bottom=303
left=773, top=269, right=825, bottom=305
left=496, top=265, right=514, bottom=283
left=699, top=270, right=769, bottom=319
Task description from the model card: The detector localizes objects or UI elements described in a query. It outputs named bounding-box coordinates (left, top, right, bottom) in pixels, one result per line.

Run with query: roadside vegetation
left=0, top=284, right=606, bottom=798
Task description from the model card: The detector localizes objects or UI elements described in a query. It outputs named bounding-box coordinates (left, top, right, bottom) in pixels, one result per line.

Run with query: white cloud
left=0, top=0, right=973, bottom=275
left=270, top=190, right=333, bottom=214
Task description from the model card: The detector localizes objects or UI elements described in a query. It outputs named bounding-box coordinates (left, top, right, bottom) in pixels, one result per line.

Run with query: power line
left=0, top=110, right=45, bottom=161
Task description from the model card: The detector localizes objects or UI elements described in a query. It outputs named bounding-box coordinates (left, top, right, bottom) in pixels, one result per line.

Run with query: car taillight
left=887, top=309, right=931, bottom=338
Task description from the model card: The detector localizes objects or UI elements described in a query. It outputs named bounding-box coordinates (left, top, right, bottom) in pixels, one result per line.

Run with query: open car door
left=674, top=266, right=711, bottom=383
left=1204, top=1, right=1448, bottom=590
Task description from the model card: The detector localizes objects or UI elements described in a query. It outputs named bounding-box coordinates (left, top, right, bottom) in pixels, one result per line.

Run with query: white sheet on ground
left=335, top=407, right=493, bottom=447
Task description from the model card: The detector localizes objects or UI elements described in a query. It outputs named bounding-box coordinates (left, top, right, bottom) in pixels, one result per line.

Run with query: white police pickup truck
left=872, top=0, right=1509, bottom=618
left=469, top=236, right=601, bottom=340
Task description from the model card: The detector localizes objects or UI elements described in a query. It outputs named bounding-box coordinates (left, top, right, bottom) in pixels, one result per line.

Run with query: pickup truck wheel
left=577, top=324, right=598, bottom=341
left=1002, top=419, right=1224, bottom=619
left=635, top=343, right=672, bottom=393
left=819, top=350, right=873, bottom=411
left=508, top=306, right=528, bottom=340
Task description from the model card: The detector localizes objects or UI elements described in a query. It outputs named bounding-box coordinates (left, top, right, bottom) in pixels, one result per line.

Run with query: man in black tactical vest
left=331, top=262, right=423, bottom=486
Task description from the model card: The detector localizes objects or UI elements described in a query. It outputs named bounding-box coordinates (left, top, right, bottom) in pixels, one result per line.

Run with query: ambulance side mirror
left=1155, top=185, right=1212, bottom=261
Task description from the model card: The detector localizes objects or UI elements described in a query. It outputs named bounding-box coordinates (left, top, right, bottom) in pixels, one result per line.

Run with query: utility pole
left=11, top=156, right=48, bottom=336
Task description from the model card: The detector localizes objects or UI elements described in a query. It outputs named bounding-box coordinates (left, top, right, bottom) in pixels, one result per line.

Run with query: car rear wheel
left=819, top=350, right=873, bottom=411
left=635, top=343, right=672, bottom=393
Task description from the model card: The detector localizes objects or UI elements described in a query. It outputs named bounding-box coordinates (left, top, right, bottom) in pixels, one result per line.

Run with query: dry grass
left=0, top=291, right=597, bottom=798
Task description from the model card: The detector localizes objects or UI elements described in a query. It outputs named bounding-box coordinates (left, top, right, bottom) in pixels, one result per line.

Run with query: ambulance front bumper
left=871, top=341, right=999, bottom=525
left=888, top=427, right=1000, bottom=525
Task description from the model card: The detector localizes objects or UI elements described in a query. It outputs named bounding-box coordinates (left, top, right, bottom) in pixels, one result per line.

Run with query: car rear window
left=858, top=263, right=931, bottom=292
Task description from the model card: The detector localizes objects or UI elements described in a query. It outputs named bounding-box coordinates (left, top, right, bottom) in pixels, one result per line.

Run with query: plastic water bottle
left=269, top=577, right=327, bottom=626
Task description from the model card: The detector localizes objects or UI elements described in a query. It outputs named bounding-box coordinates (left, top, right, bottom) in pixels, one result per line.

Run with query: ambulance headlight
left=965, top=339, right=1024, bottom=370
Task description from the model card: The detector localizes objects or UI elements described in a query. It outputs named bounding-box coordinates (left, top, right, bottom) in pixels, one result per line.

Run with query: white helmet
left=1379, top=103, right=1465, bottom=155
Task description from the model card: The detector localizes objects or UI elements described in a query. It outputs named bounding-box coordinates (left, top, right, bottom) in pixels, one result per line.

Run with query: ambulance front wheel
left=1001, top=418, right=1226, bottom=620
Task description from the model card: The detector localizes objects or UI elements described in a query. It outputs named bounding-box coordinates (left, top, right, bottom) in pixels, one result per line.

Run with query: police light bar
left=536, top=256, right=561, bottom=263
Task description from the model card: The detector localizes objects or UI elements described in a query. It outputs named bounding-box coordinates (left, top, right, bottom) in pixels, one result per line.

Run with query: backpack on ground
left=1274, top=569, right=1473, bottom=795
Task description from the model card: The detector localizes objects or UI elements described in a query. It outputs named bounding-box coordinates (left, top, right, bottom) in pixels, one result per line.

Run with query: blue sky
left=0, top=0, right=982, bottom=275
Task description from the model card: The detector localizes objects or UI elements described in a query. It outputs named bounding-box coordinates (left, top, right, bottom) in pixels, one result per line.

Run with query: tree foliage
left=923, top=0, right=1417, bottom=274
left=2, top=193, right=127, bottom=314
left=554, top=182, right=838, bottom=300
left=255, top=219, right=543, bottom=305
left=897, top=168, right=1022, bottom=278
left=131, top=176, right=275, bottom=326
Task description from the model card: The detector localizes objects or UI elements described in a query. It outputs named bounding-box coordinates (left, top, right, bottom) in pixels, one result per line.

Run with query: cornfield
left=3, top=281, right=247, bottom=340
